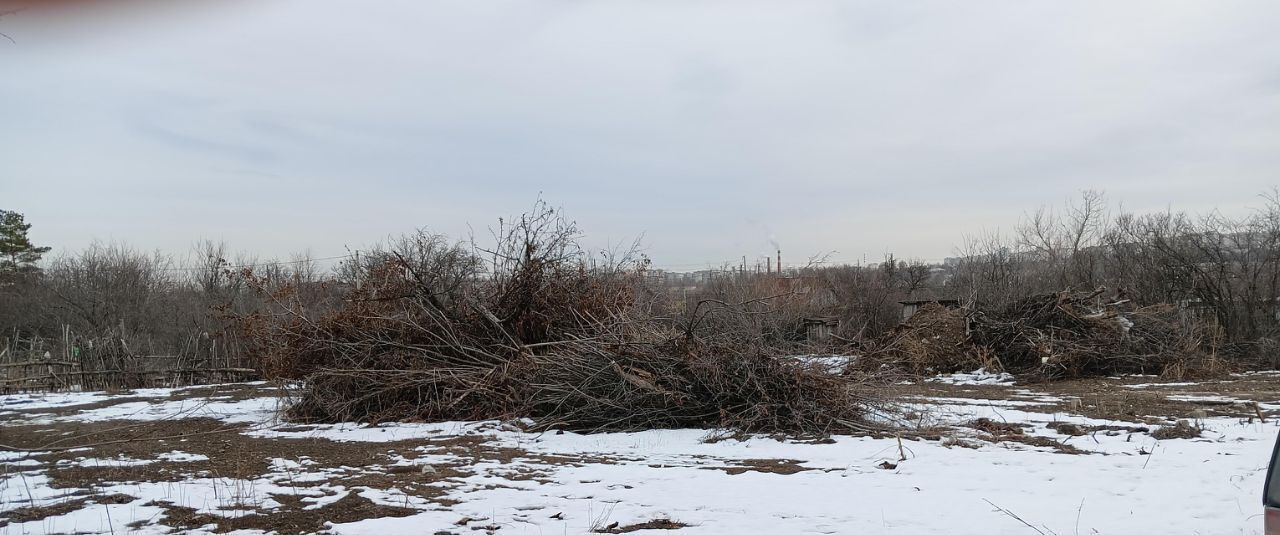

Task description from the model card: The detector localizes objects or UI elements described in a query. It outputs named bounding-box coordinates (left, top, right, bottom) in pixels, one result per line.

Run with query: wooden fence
left=1, top=333, right=261, bottom=393
left=0, top=360, right=259, bottom=393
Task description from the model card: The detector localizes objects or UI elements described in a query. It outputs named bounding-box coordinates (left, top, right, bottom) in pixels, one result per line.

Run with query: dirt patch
left=1046, top=422, right=1087, bottom=436
left=1152, top=420, right=1203, bottom=440
left=596, top=518, right=689, bottom=532
left=962, top=418, right=1089, bottom=454
left=940, top=437, right=982, bottom=449
left=1, top=410, right=630, bottom=527
left=1003, top=434, right=1090, bottom=455
left=968, top=418, right=1026, bottom=437
left=0, top=497, right=93, bottom=527
left=709, top=458, right=811, bottom=475
left=1087, top=424, right=1152, bottom=434
left=888, top=372, right=1280, bottom=422
left=147, top=492, right=417, bottom=534
left=8, top=418, right=374, bottom=471
left=1046, top=422, right=1150, bottom=437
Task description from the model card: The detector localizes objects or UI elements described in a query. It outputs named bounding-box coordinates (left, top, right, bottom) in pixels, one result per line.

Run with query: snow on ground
left=787, top=355, right=854, bottom=374
left=58, top=451, right=210, bottom=468
left=1167, top=394, right=1245, bottom=404
left=253, top=410, right=1280, bottom=535
left=926, top=368, right=1015, bottom=385
left=1, top=382, right=281, bottom=427
left=1122, top=382, right=1202, bottom=389
left=2, top=380, right=1278, bottom=535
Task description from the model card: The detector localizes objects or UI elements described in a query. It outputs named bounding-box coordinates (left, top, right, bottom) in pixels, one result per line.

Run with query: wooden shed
left=899, top=297, right=960, bottom=322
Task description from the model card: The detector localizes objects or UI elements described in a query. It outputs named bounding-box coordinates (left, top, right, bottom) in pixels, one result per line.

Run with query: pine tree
left=0, top=210, right=52, bottom=272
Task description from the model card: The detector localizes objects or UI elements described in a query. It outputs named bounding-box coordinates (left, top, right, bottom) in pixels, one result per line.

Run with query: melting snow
left=2, top=383, right=1277, bottom=534
left=927, top=368, right=1015, bottom=385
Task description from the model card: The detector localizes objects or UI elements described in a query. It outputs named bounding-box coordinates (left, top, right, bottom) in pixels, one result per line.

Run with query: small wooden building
left=899, top=297, right=960, bottom=322
left=803, top=316, right=840, bottom=341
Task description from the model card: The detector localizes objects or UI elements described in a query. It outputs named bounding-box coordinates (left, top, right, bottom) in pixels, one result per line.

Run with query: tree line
left=945, top=190, right=1280, bottom=343
left=3, top=190, right=1280, bottom=371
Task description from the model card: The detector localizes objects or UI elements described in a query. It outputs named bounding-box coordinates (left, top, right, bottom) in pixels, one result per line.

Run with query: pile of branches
left=860, top=290, right=1226, bottom=381
left=1215, top=338, right=1280, bottom=370
left=238, top=204, right=882, bottom=435
left=856, top=303, right=985, bottom=376
left=971, top=291, right=1221, bottom=380
left=527, top=328, right=880, bottom=434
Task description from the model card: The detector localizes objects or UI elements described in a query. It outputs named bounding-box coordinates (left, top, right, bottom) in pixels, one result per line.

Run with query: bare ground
left=885, top=371, right=1280, bottom=423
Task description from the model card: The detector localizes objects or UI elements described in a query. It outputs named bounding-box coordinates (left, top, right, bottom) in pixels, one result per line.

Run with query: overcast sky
left=2, top=1, right=1278, bottom=269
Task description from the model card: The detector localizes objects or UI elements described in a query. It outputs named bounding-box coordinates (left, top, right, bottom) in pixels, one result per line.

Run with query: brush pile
left=861, top=290, right=1224, bottom=380
left=858, top=303, right=981, bottom=376
left=970, top=291, right=1221, bottom=380
left=239, top=205, right=881, bottom=434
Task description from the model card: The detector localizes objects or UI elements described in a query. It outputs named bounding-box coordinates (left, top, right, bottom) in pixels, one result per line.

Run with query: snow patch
left=927, top=368, right=1014, bottom=385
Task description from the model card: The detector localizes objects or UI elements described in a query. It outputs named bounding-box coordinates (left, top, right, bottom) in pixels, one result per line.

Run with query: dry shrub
left=679, top=273, right=837, bottom=352
left=239, top=204, right=883, bottom=434
left=1215, top=338, right=1280, bottom=371
left=860, top=291, right=1228, bottom=381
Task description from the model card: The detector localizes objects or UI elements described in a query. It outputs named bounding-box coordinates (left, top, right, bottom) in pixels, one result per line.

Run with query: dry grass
left=1151, top=420, right=1203, bottom=440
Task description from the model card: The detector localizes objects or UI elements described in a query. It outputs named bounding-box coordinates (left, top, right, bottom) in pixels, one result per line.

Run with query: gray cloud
left=1, top=0, right=1277, bottom=268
